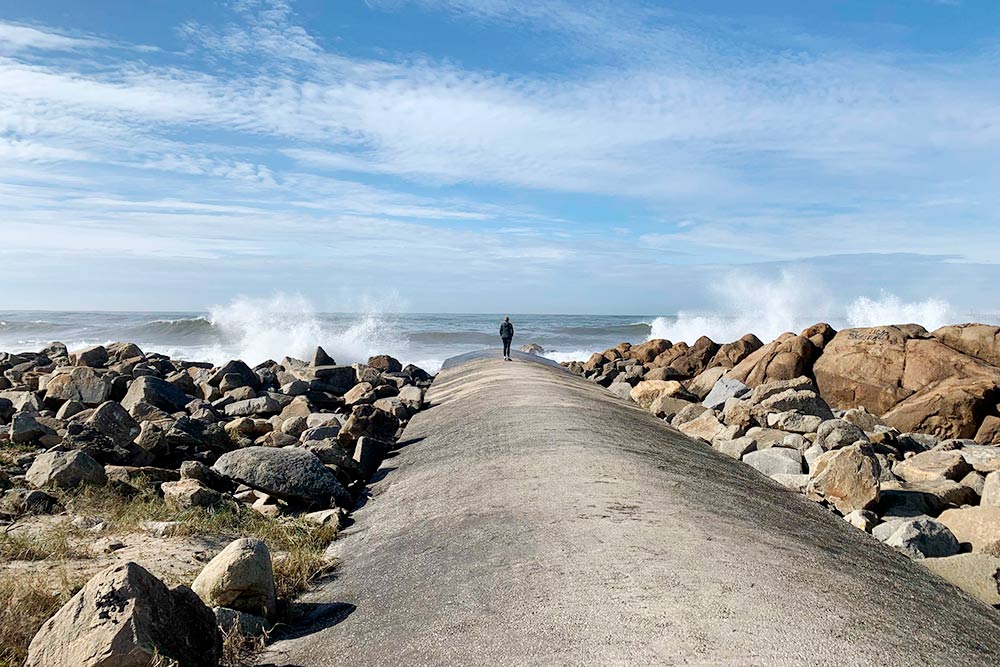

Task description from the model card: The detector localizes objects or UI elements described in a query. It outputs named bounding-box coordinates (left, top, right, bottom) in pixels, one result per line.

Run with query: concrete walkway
left=260, top=351, right=1000, bottom=666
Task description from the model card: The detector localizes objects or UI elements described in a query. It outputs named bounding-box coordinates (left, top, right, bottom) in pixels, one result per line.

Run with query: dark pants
left=502, top=338, right=512, bottom=357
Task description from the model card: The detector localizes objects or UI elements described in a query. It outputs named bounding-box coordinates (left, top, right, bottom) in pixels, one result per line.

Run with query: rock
left=648, top=395, right=694, bottom=420
left=816, top=419, right=868, bottom=450
left=894, top=449, right=972, bottom=483
left=938, top=506, right=1000, bottom=552
left=104, top=465, right=179, bottom=491
left=844, top=510, right=877, bottom=532
left=70, top=344, right=109, bottom=368
left=162, top=479, right=222, bottom=509
left=643, top=366, right=686, bottom=382
left=213, top=446, right=350, bottom=507
left=302, top=508, right=345, bottom=529
left=885, top=518, right=960, bottom=560
left=630, top=380, right=695, bottom=409
left=727, top=331, right=819, bottom=388
left=10, top=411, right=49, bottom=444
left=281, top=415, right=309, bottom=438
left=192, top=538, right=276, bottom=620
left=701, top=377, right=750, bottom=410
left=213, top=606, right=271, bottom=637
left=806, top=444, right=881, bottom=514
left=975, top=415, right=1000, bottom=446
left=880, top=479, right=978, bottom=513
left=354, top=436, right=389, bottom=479
left=209, top=360, right=259, bottom=389
left=43, top=368, right=112, bottom=406
left=686, top=367, right=728, bottom=400
left=676, top=411, right=727, bottom=443
left=770, top=473, right=809, bottom=492
left=224, top=395, right=281, bottom=417
left=721, top=397, right=754, bottom=430
left=121, top=375, right=191, bottom=415
left=85, top=401, right=140, bottom=447
left=982, top=471, right=1000, bottom=507
left=339, top=404, right=400, bottom=446
left=921, top=553, right=1000, bottom=606
left=343, top=382, right=376, bottom=406
left=25, top=562, right=222, bottom=667
left=670, top=403, right=708, bottom=427
left=713, top=436, right=757, bottom=459
left=744, top=427, right=789, bottom=450
left=766, top=411, right=822, bottom=434
left=312, top=346, right=336, bottom=367
left=708, top=334, right=763, bottom=369
left=743, top=448, right=803, bottom=476
left=803, top=443, right=825, bottom=471
left=520, top=343, right=545, bottom=355
left=373, top=396, right=408, bottom=421
left=26, top=451, right=107, bottom=489
left=960, top=471, right=987, bottom=498
left=367, top=354, right=402, bottom=373
left=749, top=376, right=818, bottom=406
left=664, top=336, right=720, bottom=378
left=141, top=520, right=184, bottom=537
left=932, top=323, right=1000, bottom=367
left=841, top=407, right=884, bottom=433
left=0, top=488, right=61, bottom=516
left=755, top=389, right=834, bottom=423
left=883, top=377, right=1000, bottom=440
left=397, top=385, right=424, bottom=412
left=300, top=424, right=341, bottom=442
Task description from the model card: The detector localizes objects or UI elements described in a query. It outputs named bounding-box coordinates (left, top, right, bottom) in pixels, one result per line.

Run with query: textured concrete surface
left=260, top=352, right=1000, bottom=666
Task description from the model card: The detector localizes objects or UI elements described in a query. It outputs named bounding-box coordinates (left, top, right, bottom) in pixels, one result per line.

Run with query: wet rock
left=25, top=562, right=222, bottom=667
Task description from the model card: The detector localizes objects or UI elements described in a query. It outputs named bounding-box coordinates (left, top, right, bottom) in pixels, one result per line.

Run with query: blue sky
left=1, top=0, right=999, bottom=314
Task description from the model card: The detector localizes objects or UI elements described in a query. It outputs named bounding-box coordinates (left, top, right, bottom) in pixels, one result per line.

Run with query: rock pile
left=566, top=322, right=1000, bottom=600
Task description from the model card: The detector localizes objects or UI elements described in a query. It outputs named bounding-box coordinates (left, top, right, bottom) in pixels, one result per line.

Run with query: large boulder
left=726, top=330, right=819, bottom=388
left=816, top=419, right=868, bottom=451
left=43, top=368, right=112, bottom=406
left=665, top=336, right=719, bottom=378
left=339, top=404, right=400, bottom=445
left=192, top=538, right=276, bottom=620
left=26, top=451, right=107, bottom=489
left=86, top=401, right=140, bottom=447
left=701, top=377, right=749, bottom=410
left=213, top=446, right=350, bottom=507
left=938, top=506, right=1000, bottom=552
left=628, top=339, right=672, bottom=364
left=162, top=479, right=222, bottom=509
left=69, top=345, right=108, bottom=368
left=884, top=518, right=960, bottom=560
left=742, top=448, right=803, bottom=476
left=676, top=411, right=729, bottom=443
left=708, top=334, right=763, bottom=370
left=921, top=553, right=1000, bottom=606
left=10, top=412, right=49, bottom=444
left=933, top=323, right=1000, bottom=367
left=629, top=380, right=694, bottom=409
left=806, top=444, right=880, bottom=514
left=208, top=359, right=259, bottom=389
left=121, top=376, right=191, bottom=415
left=883, top=377, right=1000, bottom=440
left=25, top=562, right=222, bottom=667
left=894, top=449, right=972, bottom=484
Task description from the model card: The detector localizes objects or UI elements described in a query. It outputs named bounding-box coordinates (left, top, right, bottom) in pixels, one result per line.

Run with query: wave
left=407, top=331, right=499, bottom=345
left=118, top=317, right=215, bottom=341
left=554, top=323, right=652, bottom=336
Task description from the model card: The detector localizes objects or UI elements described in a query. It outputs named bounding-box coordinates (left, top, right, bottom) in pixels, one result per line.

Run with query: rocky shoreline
left=0, top=342, right=432, bottom=665
left=562, top=322, right=1000, bottom=607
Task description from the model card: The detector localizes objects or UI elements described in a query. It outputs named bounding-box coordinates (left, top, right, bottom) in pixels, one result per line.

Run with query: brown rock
left=938, top=506, right=1000, bottom=552
left=933, top=323, right=1000, bottom=367
left=708, top=334, right=763, bottom=369
left=806, top=444, right=881, bottom=514
left=727, top=332, right=819, bottom=388
left=883, top=378, right=1000, bottom=440
left=975, top=415, right=1000, bottom=445
left=628, top=339, right=672, bottom=364
left=667, top=336, right=719, bottom=378
left=894, top=449, right=972, bottom=483
left=629, top=380, right=694, bottom=409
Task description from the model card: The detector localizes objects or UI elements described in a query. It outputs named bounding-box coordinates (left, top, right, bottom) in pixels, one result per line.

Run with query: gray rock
left=770, top=473, right=810, bottom=493
left=766, top=411, right=822, bottom=434
left=312, top=346, right=336, bottom=367
left=749, top=376, right=816, bottom=405
left=742, top=448, right=803, bottom=476
left=25, top=562, right=222, bottom=667
left=121, top=375, right=191, bottom=414
left=26, top=450, right=107, bottom=489
left=213, top=446, right=350, bottom=507
left=885, top=518, right=960, bottom=560
left=193, top=538, right=276, bottom=620
left=607, top=382, right=633, bottom=400
left=85, top=401, right=139, bottom=447
left=816, top=419, right=869, bottom=450
left=803, top=443, right=826, bottom=472
left=921, top=553, right=1000, bottom=607
left=702, top=377, right=750, bottom=410
left=756, top=389, right=834, bottom=421
left=209, top=360, right=259, bottom=389
left=397, top=385, right=424, bottom=412
left=69, top=344, right=108, bottom=368
left=354, top=436, right=389, bottom=479
left=671, top=403, right=709, bottom=427
left=213, top=606, right=271, bottom=637
left=10, top=411, right=48, bottom=444
left=713, top=436, right=757, bottom=460
left=224, top=396, right=281, bottom=417
left=43, top=368, right=111, bottom=406
left=162, top=479, right=222, bottom=509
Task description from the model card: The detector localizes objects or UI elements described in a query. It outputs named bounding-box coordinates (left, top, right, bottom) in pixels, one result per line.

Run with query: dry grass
left=0, top=570, right=85, bottom=667
left=0, top=524, right=90, bottom=562
left=221, top=627, right=267, bottom=667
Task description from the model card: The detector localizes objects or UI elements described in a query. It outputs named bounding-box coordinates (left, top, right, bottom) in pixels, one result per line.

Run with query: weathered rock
left=721, top=397, right=754, bottom=430
left=982, top=471, right=1000, bottom=507
left=843, top=509, right=877, bottom=532
left=883, top=377, right=1000, bottom=440
left=921, top=553, right=1000, bottom=606
left=742, top=448, right=803, bottom=476
left=713, top=436, right=757, bottom=460
left=86, top=401, right=140, bottom=447
left=367, top=354, right=402, bottom=373
left=885, top=518, right=960, bottom=560
left=676, top=411, right=727, bottom=443
left=10, top=411, right=49, bottom=444
left=192, top=538, right=276, bottom=620
left=754, top=389, right=834, bottom=422
left=806, top=444, right=881, bottom=514
left=0, top=488, right=61, bottom=516
left=339, top=404, right=400, bottom=446
left=43, top=368, right=112, bottom=406
left=975, top=415, right=1000, bottom=446
left=343, top=382, right=376, bottom=406
left=70, top=344, right=109, bottom=368
left=26, top=451, right=107, bottom=489
left=225, top=395, right=281, bottom=418
left=648, top=395, right=693, bottom=420
left=121, top=375, right=191, bottom=415
left=213, top=446, right=350, bottom=507
left=727, top=331, right=819, bottom=388
left=841, top=407, right=884, bottom=433
left=766, top=411, right=822, bottom=434
left=709, top=334, right=763, bottom=370
left=354, top=436, right=390, bottom=479
left=312, top=346, right=336, bottom=367
left=748, top=376, right=817, bottom=406
left=25, top=562, right=222, bottom=667
left=686, top=367, right=728, bottom=400
left=938, top=506, right=1000, bottom=552
left=702, top=377, right=750, bottom=410
left=816, top=419, right=868, bottom=450
left=630, top=380, right=695, bottom=409
left=209, top=360, right=259, bottom=389
left=373, top=396, right=408, bottom=421
left=213, top=606, right=271, bottom=637
left=162, top=479, right=222, bottom=509
left=671, top=403, right=708, bottom=427
left=770, top=473, right=809, bottom=493
left=933, top=323, right=1000, bottom=367
left=894, top=449, right=972, bottom=483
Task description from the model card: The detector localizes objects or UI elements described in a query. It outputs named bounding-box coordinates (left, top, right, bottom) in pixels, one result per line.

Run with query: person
left=500, top=316, right=514, bottom=361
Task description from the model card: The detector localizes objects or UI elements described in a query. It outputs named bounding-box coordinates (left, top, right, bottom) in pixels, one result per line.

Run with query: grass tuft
left=0, top=571, right=85, bottom=667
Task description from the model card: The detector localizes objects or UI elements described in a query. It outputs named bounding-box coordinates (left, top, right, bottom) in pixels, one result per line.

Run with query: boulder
left=770, top=473, right=809, bottom=493
left=806, top=444, right=881, bottom=514
left=312, top=346, right=336, bottom=367
left=10, top=411, right=49, bottom=444
left=628, top=339, right=672, bottom=364
left=162, top=479, right=222, bottom=509
left=841, top=407, right=884, bottom=433
left=86, top=401, right=140, bottom=447
left=354, top=436, right=389, bottom=479
left=677, top=411, right=728, bottom=443
left=671, top=403, right=708, bottom=427
left=894, top=449, right=972, bottom=484
left=192, top=538, right=276, bottom=620
left=727, top=331, right=819, bottom=388
left=932, top=323, right=1000, bottom=367
left=343, top=382, right=376, bottom=406
left=121, top=375, right=191, bottom=415
left=938, top=506, right=1000, bottom=552
left=209, top=359, right=259, bottom=389
left=367, top=354, right=402, bottom=373
left=70, top=345, right=109, bottom=368
left=884, top=518, right=960, bottom=560
left=397, top=385, right=424, bottom=412
left=25, top=562, right=221, bottom=667
left=648, top=395, right=693, bottom=420
left=753, top=389, right=834, bottom=422
left=975, top=415, right=1000, bottom=446
left=816, top=419, right=868, bottom=451
left=26, top=451, right=107, bottom=489
left=213, top=607, right=271, bottom=637
left=339, top=404, right=400, bottom=445
left=748, top=376, right=818, bottom=406
left=766, top=411, right=822, bottom=434
left=666, top=336, right=719, bottom=377
left=982, top=471, right=1000, bottom=507
left=43, top=368, right=112, bottom=406
left=213, top=446, right=350, bottom=507
left=883, top=377, right=1000, bottom=440
left=224, top=395, right=281, bottom=417
left=713, top=436, right=757, bottom=460
left=843, top=510, right=877, bottom=532
left=701, top=377, right=749, bottom=410
left=630, top=380, right=694, bottom=409
left=708, top=334, right=763, bottom=370
left=686, top=367, right=728, bottom=400
left=742, top=448, right=803, bottom=476
left=921, top=553, right=1000, bottom=606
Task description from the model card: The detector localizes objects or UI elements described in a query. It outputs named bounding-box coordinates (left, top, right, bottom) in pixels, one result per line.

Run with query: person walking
left=500, top=316, right=514, bottom=361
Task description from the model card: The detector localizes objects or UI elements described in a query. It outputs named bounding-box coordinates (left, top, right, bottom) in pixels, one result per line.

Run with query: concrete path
left=260, top=351, right=1000, bottom=666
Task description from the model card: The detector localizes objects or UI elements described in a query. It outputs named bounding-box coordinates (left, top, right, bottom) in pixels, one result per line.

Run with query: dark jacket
left=500, top=322, right=514, bottom=340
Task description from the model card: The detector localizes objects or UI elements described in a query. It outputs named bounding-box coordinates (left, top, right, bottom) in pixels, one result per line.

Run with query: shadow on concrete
left=267, top=601, right=357, bottom=645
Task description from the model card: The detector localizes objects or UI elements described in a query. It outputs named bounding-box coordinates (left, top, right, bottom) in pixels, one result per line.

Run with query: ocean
left=1, top=296, right=994, bottom=374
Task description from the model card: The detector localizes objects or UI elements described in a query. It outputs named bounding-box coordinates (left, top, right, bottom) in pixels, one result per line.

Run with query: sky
left=1, top=0, right=999, bottom=315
